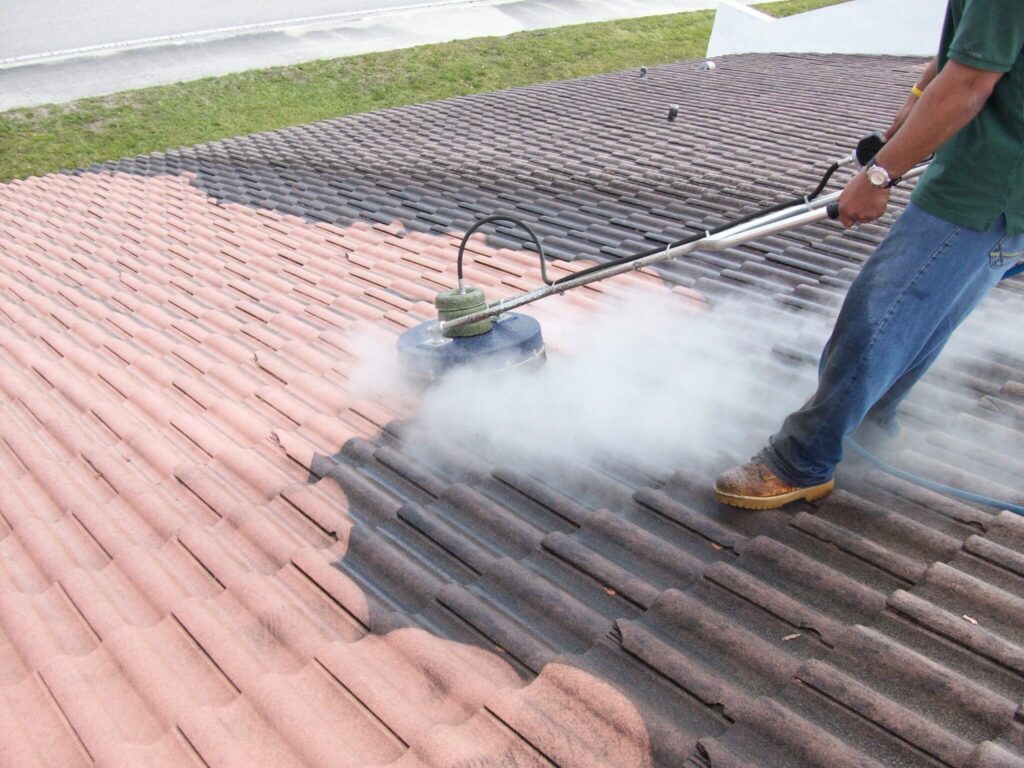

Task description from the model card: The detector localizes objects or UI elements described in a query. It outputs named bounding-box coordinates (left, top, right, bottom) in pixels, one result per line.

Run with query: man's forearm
left=876, top=60, right=1002, bottom=178
left=884, top=59, right=939, bottom=141
left=915, top=58, right=940, bottom=92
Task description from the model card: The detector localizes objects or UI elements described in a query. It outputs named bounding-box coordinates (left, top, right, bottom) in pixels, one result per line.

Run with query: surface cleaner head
left=397, top=284, right=546, bottom=385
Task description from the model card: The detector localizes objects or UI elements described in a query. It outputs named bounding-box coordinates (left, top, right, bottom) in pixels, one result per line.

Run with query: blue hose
left=849, top=262, right=1024, bottom=517
left=846, top=438, right=1024, bottom=516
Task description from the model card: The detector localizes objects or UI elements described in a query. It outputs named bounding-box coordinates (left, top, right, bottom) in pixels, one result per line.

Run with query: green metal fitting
left=434, top=285, right=493, bottom=338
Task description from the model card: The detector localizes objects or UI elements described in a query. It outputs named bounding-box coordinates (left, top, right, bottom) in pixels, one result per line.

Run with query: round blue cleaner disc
left=397, top=312, right=545, bottom=384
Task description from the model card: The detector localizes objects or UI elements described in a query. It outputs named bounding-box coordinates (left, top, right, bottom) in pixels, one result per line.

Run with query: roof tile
left=1, top=52, right=1023, bottom=767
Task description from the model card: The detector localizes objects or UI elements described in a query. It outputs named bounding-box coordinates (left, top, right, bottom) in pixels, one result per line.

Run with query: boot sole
left=714, top=479, right=835, bottom=510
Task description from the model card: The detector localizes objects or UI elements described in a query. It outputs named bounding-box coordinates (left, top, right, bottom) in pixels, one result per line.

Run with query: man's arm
left=884, top=57, right=938, bottom=141
left=837, top=59, right=1004, bottom=228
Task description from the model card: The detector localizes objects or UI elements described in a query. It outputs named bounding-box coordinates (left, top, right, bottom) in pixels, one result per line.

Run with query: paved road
left=1, top=0, right=468, bottom=63
left=1, top=0, right=751, bottom=109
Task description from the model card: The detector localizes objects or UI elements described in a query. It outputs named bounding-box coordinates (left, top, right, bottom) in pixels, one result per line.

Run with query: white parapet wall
left=707, top=0, right=947, bottom=58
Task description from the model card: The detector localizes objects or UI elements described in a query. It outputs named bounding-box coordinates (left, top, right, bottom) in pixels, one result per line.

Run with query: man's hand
left=837, top=171, right=891, bottom=228
left=837, top=58, right=1003, bottom=229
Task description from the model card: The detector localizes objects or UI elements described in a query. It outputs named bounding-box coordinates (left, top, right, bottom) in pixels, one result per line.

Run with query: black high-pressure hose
left=456, top=215, right=554, bottom=286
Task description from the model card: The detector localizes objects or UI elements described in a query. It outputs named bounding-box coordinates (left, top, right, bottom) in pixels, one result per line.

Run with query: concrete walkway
left=0, top=0, right=751, bottom=110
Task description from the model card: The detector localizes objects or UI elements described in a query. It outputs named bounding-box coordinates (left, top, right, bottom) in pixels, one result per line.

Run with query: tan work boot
left=714, top=459, right=835, bottom=510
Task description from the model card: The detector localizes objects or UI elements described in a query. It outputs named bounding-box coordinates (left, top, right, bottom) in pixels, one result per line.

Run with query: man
left=714, top=0, right=1024, bottom=510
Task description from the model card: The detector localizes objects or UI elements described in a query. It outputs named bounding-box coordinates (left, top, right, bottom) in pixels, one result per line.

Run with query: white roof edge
left=707, top=0, right=947, bottom=58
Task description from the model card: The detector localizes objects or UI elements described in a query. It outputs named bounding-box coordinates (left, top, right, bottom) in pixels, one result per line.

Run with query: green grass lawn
left=0, top=0, right=844, bottom=181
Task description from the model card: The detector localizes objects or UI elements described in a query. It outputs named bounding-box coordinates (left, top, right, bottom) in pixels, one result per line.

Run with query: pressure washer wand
left=434, top=162, right=927, bottom=337
left=397, top=135, right=924, bottom=385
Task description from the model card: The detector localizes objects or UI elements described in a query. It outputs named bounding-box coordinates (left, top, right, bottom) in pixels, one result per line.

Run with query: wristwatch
left=866, top=161, right=901, bottom=189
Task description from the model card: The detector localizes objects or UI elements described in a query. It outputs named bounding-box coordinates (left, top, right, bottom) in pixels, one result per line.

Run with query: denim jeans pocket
left=990, top=232, right=1024, bottom=268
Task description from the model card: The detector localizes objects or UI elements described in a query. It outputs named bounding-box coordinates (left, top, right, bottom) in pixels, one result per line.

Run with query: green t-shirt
left=912, top=0, right=1024, bottom=233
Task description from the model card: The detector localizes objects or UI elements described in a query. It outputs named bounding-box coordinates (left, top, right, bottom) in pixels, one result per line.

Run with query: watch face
left=867, top=167, right=888, bottom=187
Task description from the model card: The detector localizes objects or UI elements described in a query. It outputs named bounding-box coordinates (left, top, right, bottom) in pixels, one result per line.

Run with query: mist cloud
left=394, top=288, right=832, bottom=481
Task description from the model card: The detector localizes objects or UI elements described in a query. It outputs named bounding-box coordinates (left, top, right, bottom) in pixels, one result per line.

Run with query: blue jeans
left=761, top=203, right=1024, bottom=486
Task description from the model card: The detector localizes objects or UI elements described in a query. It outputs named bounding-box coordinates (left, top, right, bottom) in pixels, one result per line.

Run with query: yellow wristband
left=911, top=84, right=925, bottom=98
